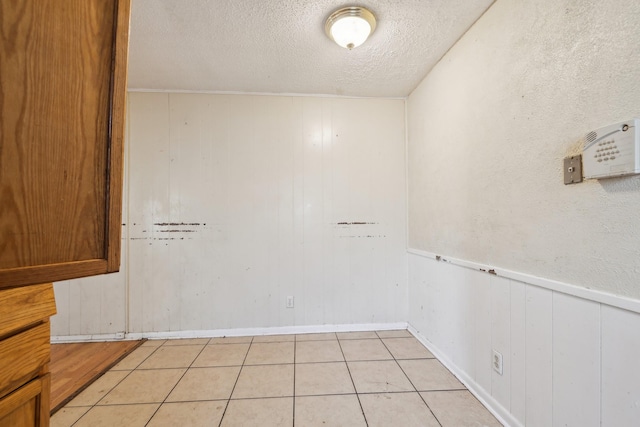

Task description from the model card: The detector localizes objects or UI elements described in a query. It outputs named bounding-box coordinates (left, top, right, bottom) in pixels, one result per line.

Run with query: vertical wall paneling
left=509, top=280, right=526, bottom=424
left=424, top=260, right=447, bottom=354
left=71, top=284, right=84, bottom=336
left=524, top=284, right=553, bottom=427
left=51, top=283, right=69, bottom=336
left=128, top=92, right=172, bottom=333
left=601, top=305, right=640, bottom=426
left=552, top=292, right=600, bottom=427
left=490, top=275, right=511, bottom=410
left=54, top=92, right=407, bottom=338
left=201, top=95, right=233, bottom=329
left=51, top=271, right=127, bottom=336
left=450, top=267, right=476, bottom=378
left=473, top=270, right=492, bottom=394
left=300, top=97, right=325, bottom=325
left=55, top=92, right=407, bottom=338
left=169, top=93, right=204, bottom=331
left=407, top=252, right=430, bottom=338
left=440, top=262, right=461, bottom=358
left=408, top=251, right=640, bottom=427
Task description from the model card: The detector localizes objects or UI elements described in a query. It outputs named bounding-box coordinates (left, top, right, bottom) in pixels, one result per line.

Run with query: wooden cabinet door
left=0, top=0, right=131, bottom=289
left=0, top=375, right=50, bottom=427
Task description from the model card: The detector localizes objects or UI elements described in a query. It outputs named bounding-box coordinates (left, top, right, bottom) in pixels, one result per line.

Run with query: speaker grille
left=586, top=131, right=597, bottom=142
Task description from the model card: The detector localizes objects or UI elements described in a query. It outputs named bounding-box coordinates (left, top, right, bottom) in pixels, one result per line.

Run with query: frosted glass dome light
left=325, top=7, right=377, bottom=50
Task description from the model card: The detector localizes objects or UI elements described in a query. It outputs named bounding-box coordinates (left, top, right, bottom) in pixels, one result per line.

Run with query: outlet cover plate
left=564, top=155, right=583, bottom=184
left=492, top=349, right=503, bottom=375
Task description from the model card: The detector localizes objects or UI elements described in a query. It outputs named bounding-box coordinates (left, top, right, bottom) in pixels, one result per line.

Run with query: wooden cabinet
left=0, top=376, right=50, bottom=427
left=0, top=284, right=56, bottom=427
left=0, top=1, right=131, bottom=425
left=0, top=0, right=131, bottom=289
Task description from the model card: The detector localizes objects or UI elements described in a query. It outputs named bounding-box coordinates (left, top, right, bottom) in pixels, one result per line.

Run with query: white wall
left=407, top=0, right=640, bottom=425
left=409, top=253, right=640, bottom=427
left=52, top=92, right=407, bottom=337
left=408, top=0, right=640, bottom=299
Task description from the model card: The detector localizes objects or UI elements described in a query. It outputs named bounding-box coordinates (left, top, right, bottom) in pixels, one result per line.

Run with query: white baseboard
left=51, top=332, right=126, bottom=343
left=52, top=322, right=408, bottom=343
left=408, top=323, right=520, bottom=427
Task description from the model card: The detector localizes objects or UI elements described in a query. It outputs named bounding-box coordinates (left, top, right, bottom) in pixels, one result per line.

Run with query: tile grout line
left=337, top=336, right=370, bottom=427
left=62, top=332, right=429, bottom=425
left=69, top=341, right=165, bottom=427
left=217, top=336, right=254, bottom=427
left=378, top=333, right=444, bottom=427
left=143, top=339, right=213, bottom=426
left=292, top=335, right=297, bottom=426
left=80, top=388, right=467, bottom=406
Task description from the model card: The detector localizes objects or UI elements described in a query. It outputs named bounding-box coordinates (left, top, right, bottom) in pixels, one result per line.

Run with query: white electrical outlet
left=492, top=349, right=503, bottom=375
left=286, top=296, right=294, bottom=308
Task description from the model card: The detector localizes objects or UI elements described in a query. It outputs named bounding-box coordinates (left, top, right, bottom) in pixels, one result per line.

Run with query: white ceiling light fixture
left=325, top=6, right=377, bottom=50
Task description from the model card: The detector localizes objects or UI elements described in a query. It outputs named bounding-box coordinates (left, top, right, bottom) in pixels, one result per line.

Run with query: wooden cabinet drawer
left=0, top=284, right=56, bottom=339
left=0, top=375, right=49, bottom=427
left=0, top=323, right=50, bottom=399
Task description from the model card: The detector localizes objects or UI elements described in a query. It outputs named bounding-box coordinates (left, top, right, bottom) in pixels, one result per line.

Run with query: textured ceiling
left=128, top=0, right=494, bottom=97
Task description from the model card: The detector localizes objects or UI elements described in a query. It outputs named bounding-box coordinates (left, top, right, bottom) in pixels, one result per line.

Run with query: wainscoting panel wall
left=52, top=92, right=407, bottom=337
left=408, top=251, right=640, bottom=427
left=405, top=1, right=640, bottom=423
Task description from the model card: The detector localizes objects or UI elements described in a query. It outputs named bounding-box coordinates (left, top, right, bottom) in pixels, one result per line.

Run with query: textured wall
left=408, top=0, right=640, bottom=298
left=53, top=92, right=407, bottom=336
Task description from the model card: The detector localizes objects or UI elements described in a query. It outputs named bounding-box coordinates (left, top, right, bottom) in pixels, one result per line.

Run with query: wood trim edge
left=50, top=340, right=143, bottom=414
left=0, top=261, right=108, bottom=290
left=106, top=0, right=132, bottom=273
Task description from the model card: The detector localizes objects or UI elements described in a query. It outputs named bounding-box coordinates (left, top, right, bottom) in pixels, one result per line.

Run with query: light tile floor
left=51, top=330, right=502, bottom=427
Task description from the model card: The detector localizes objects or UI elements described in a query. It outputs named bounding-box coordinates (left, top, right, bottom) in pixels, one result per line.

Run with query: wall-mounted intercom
left=582, top=118, right=640, bottom=179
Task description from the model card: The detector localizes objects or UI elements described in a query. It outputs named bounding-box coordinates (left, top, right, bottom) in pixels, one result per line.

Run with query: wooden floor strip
left=50, top=340, right=143, bottom=414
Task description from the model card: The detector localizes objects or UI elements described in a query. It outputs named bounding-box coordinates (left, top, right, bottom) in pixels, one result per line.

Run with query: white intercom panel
left=582, top=118, right=640, bottom=179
